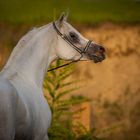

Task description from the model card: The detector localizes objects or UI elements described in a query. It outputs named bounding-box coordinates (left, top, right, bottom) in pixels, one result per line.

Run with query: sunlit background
left=0, top=0, right=140, bottom=140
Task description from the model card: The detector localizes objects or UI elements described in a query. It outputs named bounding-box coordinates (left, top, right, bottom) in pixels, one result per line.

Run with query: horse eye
left=69, top=32, right=79, bottom=43
left=69, top=32, right=77, bottom=39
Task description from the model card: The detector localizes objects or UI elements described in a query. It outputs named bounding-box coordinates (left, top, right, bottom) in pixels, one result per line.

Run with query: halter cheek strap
left=52, top=22, right=92, bottom=56
left=47, top=22, right=92, bottom=72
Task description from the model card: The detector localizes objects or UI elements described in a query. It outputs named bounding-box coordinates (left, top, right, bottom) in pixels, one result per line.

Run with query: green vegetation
left=44, top=60, right=102, bottom=140
left=0, top=0, right=140, bottom=24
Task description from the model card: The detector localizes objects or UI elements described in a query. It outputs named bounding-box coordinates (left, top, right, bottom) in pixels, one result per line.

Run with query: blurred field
left=0, top=23, right=140, bottom=140
left=73, top=24, right=140, bottom=140
left=0, top=0, right=140, bottom=24
left=0, top=0, right=140, bottom=139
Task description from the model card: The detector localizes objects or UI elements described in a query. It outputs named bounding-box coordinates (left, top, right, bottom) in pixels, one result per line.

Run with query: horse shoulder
left=0, top=77, right=18, bottom=108
left=0, top=77, right=18, bottom=139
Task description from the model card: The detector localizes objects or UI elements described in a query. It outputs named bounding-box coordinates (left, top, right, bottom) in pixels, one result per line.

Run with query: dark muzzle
left=85, top=43, right=106, bottom=63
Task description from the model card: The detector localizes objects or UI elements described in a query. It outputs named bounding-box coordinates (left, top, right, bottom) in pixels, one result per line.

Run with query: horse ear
left=57, top=12, right=68, bottom=27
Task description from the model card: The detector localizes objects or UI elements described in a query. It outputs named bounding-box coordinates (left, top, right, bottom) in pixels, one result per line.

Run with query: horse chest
left=11, top=81, right=52, bottom=139
left=18, top=90, right=51, bottom=124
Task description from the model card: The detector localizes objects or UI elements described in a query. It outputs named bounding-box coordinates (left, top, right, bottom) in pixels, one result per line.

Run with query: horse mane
left=3, top=23, right=52, bottom=71
left=16, top=27, right=38, bottom=49
left=3, top=27, right=39, bottom=69
left=12, top=24, right=49, bottom=52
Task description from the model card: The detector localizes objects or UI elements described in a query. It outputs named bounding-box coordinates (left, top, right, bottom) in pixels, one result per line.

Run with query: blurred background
left=0, top=0, right=140, bottom=140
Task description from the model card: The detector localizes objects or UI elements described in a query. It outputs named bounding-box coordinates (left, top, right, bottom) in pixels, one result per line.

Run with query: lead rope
left=47, top=60, right=79, bottom=72
left=48, top=53, right=84, bottom=72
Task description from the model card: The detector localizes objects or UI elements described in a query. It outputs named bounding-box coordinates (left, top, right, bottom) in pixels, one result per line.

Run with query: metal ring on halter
left=82, top=40, right=92, bottom=53
left=47, top=22, right=92, bottom=72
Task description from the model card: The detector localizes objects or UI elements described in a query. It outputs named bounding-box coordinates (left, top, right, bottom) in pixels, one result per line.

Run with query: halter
left=47, top=22, right=92, bottom=72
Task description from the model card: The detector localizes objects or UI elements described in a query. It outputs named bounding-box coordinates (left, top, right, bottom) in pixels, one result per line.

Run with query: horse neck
left=1, top=23, right=58, bottom=88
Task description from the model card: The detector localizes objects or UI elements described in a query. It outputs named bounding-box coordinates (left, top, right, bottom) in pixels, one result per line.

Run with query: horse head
left=54, top=13, right=106, bottom=63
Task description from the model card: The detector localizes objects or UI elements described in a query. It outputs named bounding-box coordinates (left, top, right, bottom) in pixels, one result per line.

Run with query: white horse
left=0, top=13, right=105, bottom=140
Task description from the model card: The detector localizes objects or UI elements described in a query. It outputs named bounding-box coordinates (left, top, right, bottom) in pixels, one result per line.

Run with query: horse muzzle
left=85, top=43, right=106, bottom=63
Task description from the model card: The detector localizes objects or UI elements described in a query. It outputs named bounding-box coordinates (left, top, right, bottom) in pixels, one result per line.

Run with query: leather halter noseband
left=47, top=22, right=92, bottom=72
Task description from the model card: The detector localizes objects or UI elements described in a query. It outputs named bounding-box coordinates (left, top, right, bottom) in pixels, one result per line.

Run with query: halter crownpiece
left=47, top=22, right=92, bottom=72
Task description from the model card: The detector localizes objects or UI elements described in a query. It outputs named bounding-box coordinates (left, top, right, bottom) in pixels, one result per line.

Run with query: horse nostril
left=99, top=46, right=105, bottom=53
